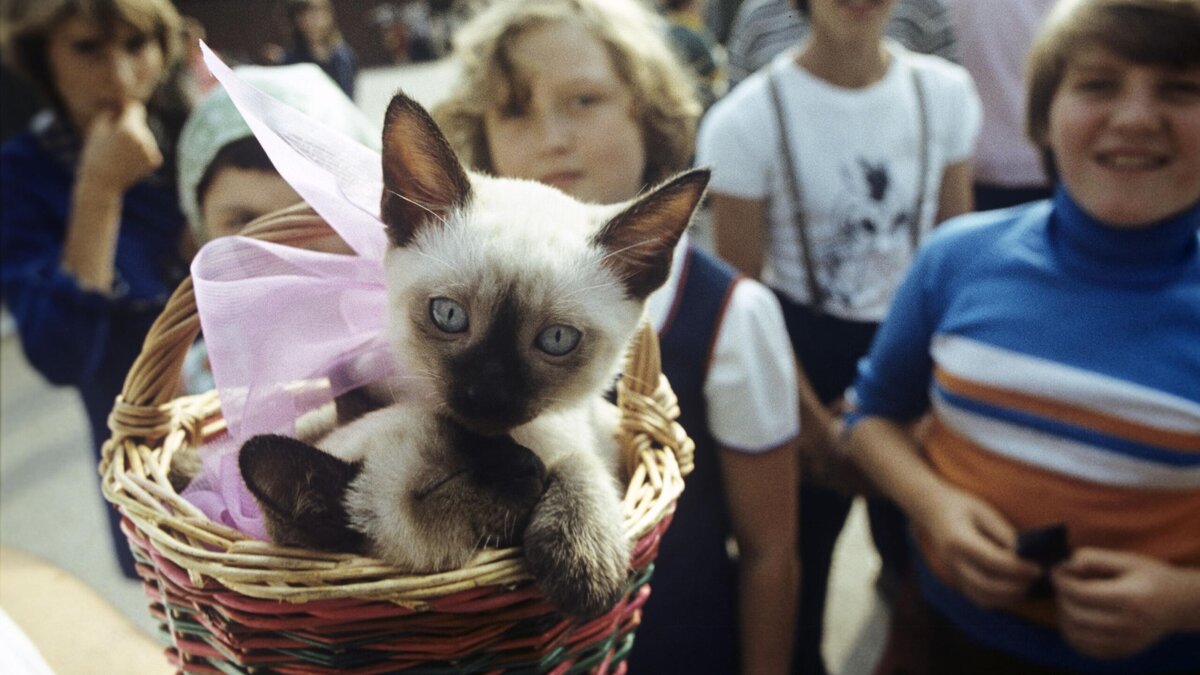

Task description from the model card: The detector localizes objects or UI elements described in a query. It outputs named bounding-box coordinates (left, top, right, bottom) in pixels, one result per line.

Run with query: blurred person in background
left=281, top=0, right=357, bottom=98
left=434, top=0, right=802, bottom=671
left=697, top=0, right=980, bottom=671
left=660, top=0, right=726, bottom=108
left=0, top=0, right=188, bottom=579
left=370, top=1, right=438, bottom=63
left=846, top=0, right=1200, bottom=671
left=945, top=0, right=1056, bottom=211
left=725, top=0, right=957, bottom=90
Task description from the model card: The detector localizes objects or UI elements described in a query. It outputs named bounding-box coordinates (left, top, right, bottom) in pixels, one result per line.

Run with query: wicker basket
left=99, top=205, right=695, bottom=674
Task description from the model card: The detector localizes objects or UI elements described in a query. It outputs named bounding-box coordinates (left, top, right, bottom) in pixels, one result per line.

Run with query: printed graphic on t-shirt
left=822, top=157, right=915, bottom=310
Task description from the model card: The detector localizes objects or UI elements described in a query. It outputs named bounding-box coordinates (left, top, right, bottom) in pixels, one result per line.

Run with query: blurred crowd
left=0, top=1, right=1197, bottom=674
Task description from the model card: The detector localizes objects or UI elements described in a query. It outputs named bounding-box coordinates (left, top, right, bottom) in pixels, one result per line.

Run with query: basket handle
left=104, top=205, right=344, bottom=454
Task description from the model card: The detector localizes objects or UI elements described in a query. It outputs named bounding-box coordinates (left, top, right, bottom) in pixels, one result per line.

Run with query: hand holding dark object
left=1016, top=522, right=1070, bottom=598
left=918, top=486, right=1041, bottom=609
left=1051, top=548, right=1195, bottom=660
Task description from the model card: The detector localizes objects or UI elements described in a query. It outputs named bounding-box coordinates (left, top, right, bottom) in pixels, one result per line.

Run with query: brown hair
left=2, top=0, right=181, bottom=108
left=1026, top=0, right=1200, bottom=177
left=431, top=0, right=700, bottom=188
left=194, top=136, right=276, bottom=217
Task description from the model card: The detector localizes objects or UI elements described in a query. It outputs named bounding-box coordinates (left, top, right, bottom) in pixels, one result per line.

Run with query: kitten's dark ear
left=380, top=92, right=472, bottom=247
left=239, top=434, right=365, bottom=553
left=593, top=168, right=710, bottom=300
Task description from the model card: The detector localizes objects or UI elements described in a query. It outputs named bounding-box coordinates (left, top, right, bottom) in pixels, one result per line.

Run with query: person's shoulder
left=726, top=274, right=783, bottom=321
left=701, top=64, right=774, bottom=138
left=895, top=43, right=972, bottom=86
left=0, top=130, right=56, bottom=189
left=733, top=0, right=794, bottom=26
left=715, top=61, right=775, bottom=110
left=688, top=251, right=784, bottom=327
left=926, top=201, right=1049, bottom=263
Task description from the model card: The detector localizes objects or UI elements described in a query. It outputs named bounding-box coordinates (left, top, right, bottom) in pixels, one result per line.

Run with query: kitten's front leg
left=524, top=449, right=628, bottom=618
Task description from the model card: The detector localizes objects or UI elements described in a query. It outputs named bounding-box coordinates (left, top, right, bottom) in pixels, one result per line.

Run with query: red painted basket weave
left=99, top=205, right=694, bottom=673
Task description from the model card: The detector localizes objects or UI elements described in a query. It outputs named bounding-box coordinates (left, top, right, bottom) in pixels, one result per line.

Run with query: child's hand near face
left=79, top=101, right=163, bottom=194
left=1052, top=548, right=1196, bottom=660
left=919, top=486, right=1041, bottom=609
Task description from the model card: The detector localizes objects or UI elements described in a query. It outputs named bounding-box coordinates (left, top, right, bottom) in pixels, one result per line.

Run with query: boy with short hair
left=846, top=0, right=1200, bottom=672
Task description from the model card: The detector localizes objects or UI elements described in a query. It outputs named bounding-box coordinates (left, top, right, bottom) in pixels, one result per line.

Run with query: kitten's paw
left=524, top=471, right=627, bottom=618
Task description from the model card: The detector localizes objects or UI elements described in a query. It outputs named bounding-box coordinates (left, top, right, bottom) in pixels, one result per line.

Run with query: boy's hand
left=79, top=102, right=163, bottom=193
left=1052, top=548, right=1181, bottom=659
left=920, top=487, right=1040, bottom=609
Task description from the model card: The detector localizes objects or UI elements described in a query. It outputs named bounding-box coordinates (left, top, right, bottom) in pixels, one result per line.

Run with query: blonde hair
left=1026, top=0, right=1200, bottom=177
left=432, top=0, right=700, bottom=187
left=2, top=0, right=182, bottom=106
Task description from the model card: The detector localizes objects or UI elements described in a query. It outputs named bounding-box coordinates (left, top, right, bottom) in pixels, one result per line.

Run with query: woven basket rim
left=99, top=204, right=695, bottom=605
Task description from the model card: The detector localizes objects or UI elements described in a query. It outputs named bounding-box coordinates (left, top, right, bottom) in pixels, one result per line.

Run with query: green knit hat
left=177, top=63, right=381, bottom=240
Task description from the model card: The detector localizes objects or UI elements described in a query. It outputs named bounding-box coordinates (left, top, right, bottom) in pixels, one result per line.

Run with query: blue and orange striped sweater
left=851, top=187, right=1200, bottom=673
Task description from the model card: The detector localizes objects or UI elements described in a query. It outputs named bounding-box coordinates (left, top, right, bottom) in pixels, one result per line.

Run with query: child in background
left=944, top=0, right=1056, bottom=210
left=281, top=0, right=358, bottom=98
left=1, top=0, right=187, bottom=579
left=175, top=62, right=378, bottom=393
left=697, top=0, right=980, bottom=672
left=846, top=0, right=1200, bottom=672
left=433, top=1, right=802, bottom=672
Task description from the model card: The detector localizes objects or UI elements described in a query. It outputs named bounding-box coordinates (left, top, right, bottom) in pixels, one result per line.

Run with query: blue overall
left=626, top=246, right=742, bottom=674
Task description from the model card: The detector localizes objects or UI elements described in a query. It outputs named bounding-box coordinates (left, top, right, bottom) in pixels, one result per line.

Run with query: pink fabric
left=183, top=45, right=402, bottom=536
left=192, top=238, right=394, bottom=440
left=181, top=435, right=269, bottom=540
left=191, top=43, right=398, bottom=441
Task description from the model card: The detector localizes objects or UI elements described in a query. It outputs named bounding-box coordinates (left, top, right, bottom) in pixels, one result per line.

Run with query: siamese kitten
left=238, top=92, right=708, bottom=618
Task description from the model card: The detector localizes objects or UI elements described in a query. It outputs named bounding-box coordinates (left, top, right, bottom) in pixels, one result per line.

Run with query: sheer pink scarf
left=182, top=44, right=401, bottom=538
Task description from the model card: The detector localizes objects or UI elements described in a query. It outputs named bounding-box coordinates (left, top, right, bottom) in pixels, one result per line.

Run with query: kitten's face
left=379, top=93, right=708, bottom=434
left=385, top=181, right=642, bottom=433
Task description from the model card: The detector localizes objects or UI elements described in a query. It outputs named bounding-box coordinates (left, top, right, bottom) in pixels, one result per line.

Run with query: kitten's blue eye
left=535, top=325, right=581, bottom=356
left=430, top=298, right=468, bottom=333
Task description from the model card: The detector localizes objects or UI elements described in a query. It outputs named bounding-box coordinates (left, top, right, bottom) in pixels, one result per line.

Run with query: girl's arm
left=61, top=103, right=162, bottom=291
left=710, top=193, right=767, bottom=280
left=935, top=158, right=973, bottom=224
left=719, top=439, right=799, bottom=675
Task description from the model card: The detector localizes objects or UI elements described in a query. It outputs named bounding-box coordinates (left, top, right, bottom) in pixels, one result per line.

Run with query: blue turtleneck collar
left=1049, top=186, right=1199, bottom=287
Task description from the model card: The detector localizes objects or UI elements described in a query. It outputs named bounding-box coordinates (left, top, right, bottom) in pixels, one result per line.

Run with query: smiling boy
left=844, top=0, right=1200, bottom=672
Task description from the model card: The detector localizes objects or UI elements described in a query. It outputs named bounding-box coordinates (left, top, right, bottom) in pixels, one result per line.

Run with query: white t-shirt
left=697, top=42, right=982, bottom=322
left=645, top=233, right=801, bottom=453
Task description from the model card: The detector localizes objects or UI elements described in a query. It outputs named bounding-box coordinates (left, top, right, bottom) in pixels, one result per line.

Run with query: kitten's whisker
left=384, top=188, right=449, bottom=227
left=598, top=236, right=662, bottom=264
left=559, top=280, right=619, bottom=301
left=411, top=246, right=460, bottom=273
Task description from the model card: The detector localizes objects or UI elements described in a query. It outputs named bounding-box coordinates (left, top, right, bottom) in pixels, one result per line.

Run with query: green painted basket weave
left=99, top=205, right=695, bottom=673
